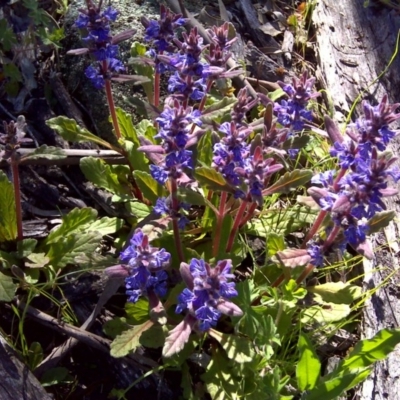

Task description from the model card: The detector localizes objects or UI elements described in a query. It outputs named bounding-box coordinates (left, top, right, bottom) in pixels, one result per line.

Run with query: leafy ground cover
left=1, top=0, right=400, bottom=399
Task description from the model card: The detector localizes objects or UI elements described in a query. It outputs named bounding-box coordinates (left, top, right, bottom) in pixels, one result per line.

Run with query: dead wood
left=312, top=1, right=400, bottom=397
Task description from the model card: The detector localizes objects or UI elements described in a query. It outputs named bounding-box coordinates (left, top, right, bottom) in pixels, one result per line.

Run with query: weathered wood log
left=313, top=1, right=400, bottom=398
left=0, top=334, right=52, bottom=400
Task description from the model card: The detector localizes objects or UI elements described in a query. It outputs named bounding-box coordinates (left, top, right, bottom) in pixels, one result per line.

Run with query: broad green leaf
left=140, top=324, right=165, bottom=348
left=16, top=238, right=37, bottom=257
left=120, top=138, right=149, bottom=174
left=301, top=303, right=351, bottom=325
left=268, top=88, right=285, bottom=102
left=125, top=201, right=152, bottom=219
left=201, top=97, right=237, bottom=124
left=41, top=367, right=71, bottom=387
left=136, top=119, right=157, bottom=140
left=302, top=368, right=371, bottom=400
left=21, top=145, right=67, bottom=161
left=282, top=135, right=310, bottom=150
left=296, top=332, right=321, bottom=391
left=337, top=328, right=400, bottom=373
left=25, top=253, right=50, bottom=268
left=177, top=187, right=206, bottom=207
left=103, top=317, right=130, bottom=339
left=246, top=205, right=317, bottom=237
left=195, top=167, right=234, bottom=193
left=267, top=233, right=285, bottom=257
left=46, top=231, right=102, bottom=268
left=307, top=282, right=362, bottom=304
left=86, top=216, right=124, bottom=236
left=110, top=320, right=154, bottom=357
left=0, top=171, right=17, bottom=242
left=132, top=170, right=165, bottom=203
left=80, top=157, right=128, bottom=196
left=46, top=116, right=113, bottom=149
left=45, top=208, right=97, bottom=245
left=0, top=271, right=17, bottom=301
left=130, top=42, right=154, bottom=101
left=209, top=329, right=254, bottom=363
left=28, top=341, right=43, bottom=370
left=115, top=108, right=136, bottom=142
left=367, top=210, right=395, bottom=234
left=263, top=170, right=313, bottom=195
left=125, top=298, right=149, bottom=324
left=197, top=130, right=213, bottom=166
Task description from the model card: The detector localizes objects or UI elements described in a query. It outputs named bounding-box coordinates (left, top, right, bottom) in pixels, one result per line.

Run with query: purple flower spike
left=176, top=259, right=242, bottom=331
left=119, top=228, right=171, bottom=303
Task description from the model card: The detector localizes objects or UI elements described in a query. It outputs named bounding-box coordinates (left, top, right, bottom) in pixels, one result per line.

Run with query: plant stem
left=169, top=177, right=184, bottom=263
left=213, top=191, right=228, bottom=258
left=103, top=62, right=121, bottom=140
left=154, top=71, right=160, bottom=108
left=301, top=210, right=327, bottom=248
left=226, top=200, right=248, bottom=253
left=239, top=202, right=257, bottom=228
left=11, top=155, right=23, bottom=241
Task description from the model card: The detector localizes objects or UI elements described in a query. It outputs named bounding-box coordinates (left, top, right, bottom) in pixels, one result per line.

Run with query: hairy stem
left=226, top=200, right=248, bottom=252
left=169, top=177, right=184, bottom=262
left=213, top=191, right=228, bottom=258
left=103, top=62, right=121, bottom=140
left=11, top=155, right=23, bottom=241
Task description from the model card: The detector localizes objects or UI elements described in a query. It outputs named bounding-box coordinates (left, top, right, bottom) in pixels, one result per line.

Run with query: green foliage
left=0, top=271, right=17, bottom=301
left=0, top=171, right=17, bottom=242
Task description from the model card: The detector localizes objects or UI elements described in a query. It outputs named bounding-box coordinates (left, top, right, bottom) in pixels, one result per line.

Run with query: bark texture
left=0, top=336, right=52, bottom=400
left=313, top=1, right=400, bottom=398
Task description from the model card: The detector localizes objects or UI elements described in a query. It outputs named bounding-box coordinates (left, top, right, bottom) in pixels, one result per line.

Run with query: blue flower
left=307, top=241, right=324, bottom=267
left=84, top=66, right=105, bottom=89
left=311, top=170, right=335, bottom=187
left=175, top=259, right=241, bottom=332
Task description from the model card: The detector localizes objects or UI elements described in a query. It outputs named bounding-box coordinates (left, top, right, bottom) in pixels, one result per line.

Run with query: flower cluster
left=274, top=71, right=318, bottom=138
left=176, top=258, right=242, bottom=331
left=308, top=95, right=400, bottom=263
left=119, top=229, right=171, bottom=303
left=71, top=0, right=132, bottom=88
left=212, top=89, right=283, bottom=204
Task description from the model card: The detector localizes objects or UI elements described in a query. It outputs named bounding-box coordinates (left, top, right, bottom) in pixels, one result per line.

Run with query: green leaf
left=201, top=97, right=237, bottom=124
left=263, top=170, right=313, bottom=195
left=86, top=216, right=124, bottom=236
left=212, top=214, right=233, bottom=260
left=80, top=157, right=128, bottom=196
left=209, top=329, right=254, bottom=363
left=41, top=367, right=71, bottom=387
left=197, top=130, right=213, bottom=166
left=46, top=231, right=102, bottom=269
left=103, top=317, right=130, bottom=339
left=125, top=298, right=149, bottom=324
left=0, top=271, right=17, bottom=301
left=130, top=42, right=154, bottom=101
left=140, top=324, right=165, bottom=348
left=115, top=108, right=136, bottom=141
left=132, top=170, right=166, bottom=203
left=336, top=328, right=400, bottom=373
left=267, top=233, right=285, bottom=257
left=16, top=238, right=37, bottom=258
left=125, top=201, right=152, bottom=219
left=121, top=139, right=150, bottom=174
left=177, top=187, right=206, bottom=207
left=296, top=332, right=321, bottom=391
left=195, top=167, right=234, bottom=193
left=268, top=88, right=285, bottom=102
left=110, top=320, right=154, bottom=357
left=136, top=119, right=157, bottom=140
left=0, top=19, right=17, bottom=51
left=282, top=135, right=310, bottom=150
left=302, top=368, right=371, bottom=400
left=21, top=145, right=67, bottom=161
left=46, top=116, right=113, bottom=149
left=301, top=303, right=351, bottom=325
left=45, top=208, right=97, bottom=245
left=0, top=170, right=17, bottom=242
left=25, top=253, right=50, bottom=268
left=307, top=282, right=362, bottom=304
left=367, top=210, right=395, bottom=234
left=28, top=342, right=43, bottom=370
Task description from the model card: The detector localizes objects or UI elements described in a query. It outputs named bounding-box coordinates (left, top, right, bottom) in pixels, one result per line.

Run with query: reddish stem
left=154, top=71, right=160, bottom=108
left=103, top=62, right=121, bottom=140
left=239, top=202, right=257, bottom=228
left=301, top=210, right=327, bottom=248
left=226, top=200, right=248, bottom=253
left=11, top=155, right=23, bottom=241
left=169, top=177, right=185, bottom=263
left=213, top=191, right=228, bottom=258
